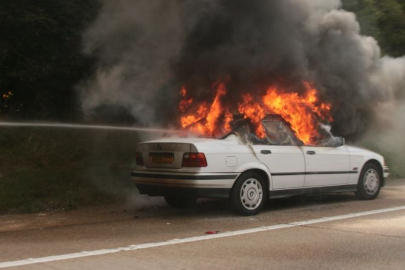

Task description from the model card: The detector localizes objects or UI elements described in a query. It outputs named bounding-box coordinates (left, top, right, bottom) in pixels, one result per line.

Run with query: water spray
left=0, top=122, right=183, bottom=134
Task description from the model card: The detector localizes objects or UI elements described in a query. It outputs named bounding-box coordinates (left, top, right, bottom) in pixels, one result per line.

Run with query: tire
left=230, top=172, right=267, bottom=216
left=164, top=196, right=197, bottom=209
left=355, top=163, right=382, bottom=200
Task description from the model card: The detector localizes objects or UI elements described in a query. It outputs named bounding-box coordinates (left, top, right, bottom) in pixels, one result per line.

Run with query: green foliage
left=1, top=0, right=404, bottom=120
left=375, top=1, right=405, bottom=57
left=0, top=0, right=100, bottom=120
left=0, top=128, right=140, bottom=214
left=342, top=0, right=405, bottom=57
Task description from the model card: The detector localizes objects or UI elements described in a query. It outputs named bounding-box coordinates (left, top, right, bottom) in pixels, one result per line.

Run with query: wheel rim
left=240, top=178, right=263, bottom=210
left=363, top=168, right=380, bottom=195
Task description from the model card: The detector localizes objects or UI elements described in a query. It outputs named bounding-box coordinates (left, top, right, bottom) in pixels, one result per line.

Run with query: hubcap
left=240, top=178, right=263, bottom=210
left=363, top=169, right=380, bottom=195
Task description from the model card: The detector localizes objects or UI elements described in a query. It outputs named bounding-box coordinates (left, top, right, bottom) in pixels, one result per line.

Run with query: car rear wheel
left=231, top=172, right=267, bottom=216
left=355, top=163, right=382, bottom=200
left=164, top=195, right=197, bottom=209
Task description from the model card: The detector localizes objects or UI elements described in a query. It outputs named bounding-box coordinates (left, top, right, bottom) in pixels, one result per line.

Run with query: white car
left=132, top=115, right=389, bottom=215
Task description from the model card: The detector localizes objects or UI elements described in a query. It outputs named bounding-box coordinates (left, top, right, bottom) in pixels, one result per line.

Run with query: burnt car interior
left=224, top=114, right=344, bottom=147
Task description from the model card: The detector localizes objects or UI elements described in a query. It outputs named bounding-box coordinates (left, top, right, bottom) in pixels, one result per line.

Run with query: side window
left=262, top=120, right=302, bottom=146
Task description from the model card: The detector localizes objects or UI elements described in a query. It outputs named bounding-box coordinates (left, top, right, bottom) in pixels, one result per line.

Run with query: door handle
left=260, top=150, right=272, bottom=155
left=306, top=150, right=316, bottom=155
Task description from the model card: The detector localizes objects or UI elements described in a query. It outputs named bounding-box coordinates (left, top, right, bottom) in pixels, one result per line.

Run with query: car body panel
left=346, top=145, right=388, bottom=183
left=133, top=123, right=388, bottom=199
left=250, top=145, right=306, bottom=190
left=301, top=145, right=352, bottom=187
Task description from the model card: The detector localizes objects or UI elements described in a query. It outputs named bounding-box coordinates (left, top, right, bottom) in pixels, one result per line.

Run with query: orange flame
left=179, top=87, right=193, bottom=112
left=261, top=82, right=332, bottom=144
left=180, top=81, right=332, bottom=144
left=181, top=83, right=233, bottom=137
left=237, top=94, right=266, bottom=138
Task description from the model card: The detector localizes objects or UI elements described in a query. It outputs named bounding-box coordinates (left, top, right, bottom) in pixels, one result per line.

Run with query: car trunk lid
left=137, top=142, right=197, bottom=169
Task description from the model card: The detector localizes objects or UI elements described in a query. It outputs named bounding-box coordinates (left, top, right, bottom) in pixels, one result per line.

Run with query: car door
left=250, top=145, right=306, bottom=190
left=249, top=117, right=306, bottom=190
left=302, top=145, right=351, bottom=187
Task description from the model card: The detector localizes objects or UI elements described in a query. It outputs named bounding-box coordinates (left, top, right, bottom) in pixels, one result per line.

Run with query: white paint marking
left=1, top=205, right=405, bottom=268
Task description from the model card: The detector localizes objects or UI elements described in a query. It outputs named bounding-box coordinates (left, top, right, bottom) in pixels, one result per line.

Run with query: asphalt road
left=1, top=179, right=405, bottom=269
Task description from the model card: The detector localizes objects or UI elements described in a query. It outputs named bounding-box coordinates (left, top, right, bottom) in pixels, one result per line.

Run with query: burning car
left=132, top=114, right=389, bottom=215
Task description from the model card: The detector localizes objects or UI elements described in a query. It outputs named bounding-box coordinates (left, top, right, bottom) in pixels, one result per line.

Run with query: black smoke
left=80, top=0, right=405, bottom=138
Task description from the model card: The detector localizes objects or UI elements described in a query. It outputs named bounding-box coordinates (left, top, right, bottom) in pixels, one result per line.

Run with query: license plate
left=149, top=153, right=174, bottom=165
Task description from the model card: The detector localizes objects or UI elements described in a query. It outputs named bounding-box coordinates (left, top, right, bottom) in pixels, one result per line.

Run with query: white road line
left=1, top=205, right=405, bottom=268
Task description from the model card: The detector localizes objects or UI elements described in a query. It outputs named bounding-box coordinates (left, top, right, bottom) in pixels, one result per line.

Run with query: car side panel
left=194, top=144, right=274, bottom=190
left=348, top=154, right=363, bottom=185
left=250, top=145, right=306, bottom=190
left=133, top=139, right=388, bottom=200
left=346, top=145, right=387, bottom=185
left=302, top=146, right=352, bottom=187
left=234, top=161, right=273, bottom=190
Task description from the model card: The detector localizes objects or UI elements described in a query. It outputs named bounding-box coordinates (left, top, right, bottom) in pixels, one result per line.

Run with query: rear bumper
left=135, top=184, right=231, bottom=198
left=132, top=171, right=238, bottom=198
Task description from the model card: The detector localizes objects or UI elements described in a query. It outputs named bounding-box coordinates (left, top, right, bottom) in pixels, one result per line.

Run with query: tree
left=0, top=0, right=100, bottom=120
left=342, top=0, right=405, bottom=57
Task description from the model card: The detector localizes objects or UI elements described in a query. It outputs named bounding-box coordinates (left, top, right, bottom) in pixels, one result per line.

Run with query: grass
left=0, top=127, right=140, bottom=214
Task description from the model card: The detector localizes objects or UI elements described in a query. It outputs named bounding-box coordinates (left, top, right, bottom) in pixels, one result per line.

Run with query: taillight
left=182, top=152, right=208, bottom=167
left=136, top=152, right=144, bottom=166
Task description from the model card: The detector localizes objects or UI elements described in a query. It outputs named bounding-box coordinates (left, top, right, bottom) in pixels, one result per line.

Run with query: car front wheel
left=355, top=163, right=382, bottom=200
left=231, top=172, right=267, bottom=216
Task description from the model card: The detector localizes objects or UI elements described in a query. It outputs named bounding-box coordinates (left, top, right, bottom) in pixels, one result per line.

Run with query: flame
left=180, top=102, right=207, bottom=127
left=223, top=108, right=233, bottom=131
left=237, top=94, right=266, bottom=138
left=180, top=83, right=233, bottom=137
left=179, top=87, right=193, bottom=112
left=179, top=81, right=332, bottom=144
left=261, top=82, right=332, bottom=144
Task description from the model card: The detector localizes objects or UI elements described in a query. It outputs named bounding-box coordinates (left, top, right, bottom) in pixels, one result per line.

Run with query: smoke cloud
left=80, top=0, right=405, bottom=139
left=80, top=0, right=184, bottom=127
